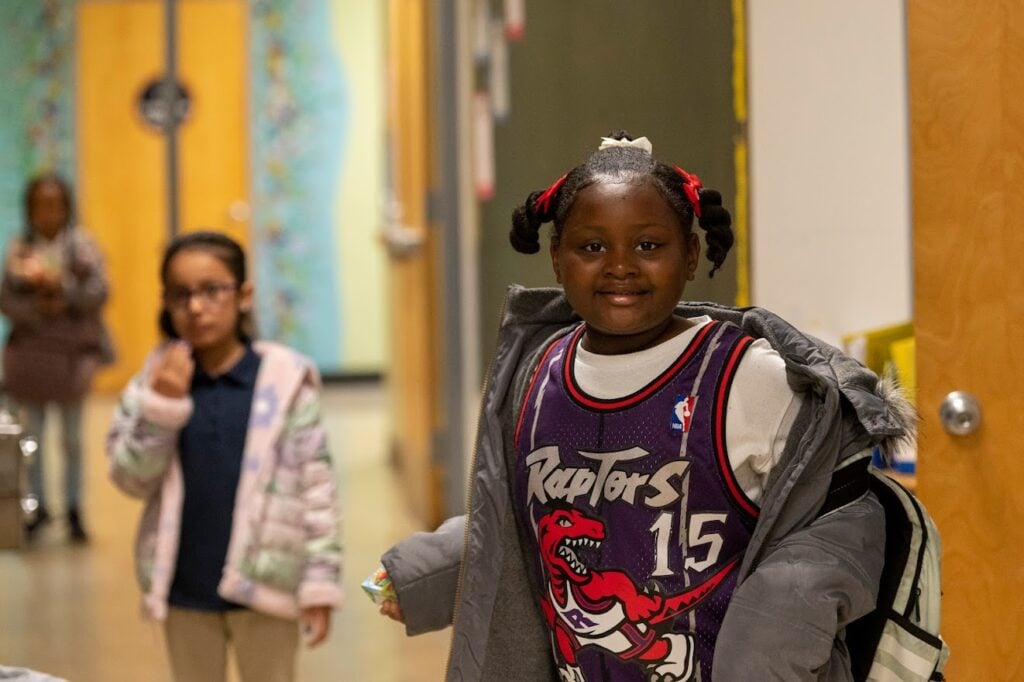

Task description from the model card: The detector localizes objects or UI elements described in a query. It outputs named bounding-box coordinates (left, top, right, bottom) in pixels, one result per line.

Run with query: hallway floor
left=0, top=384, right=450, bottom=682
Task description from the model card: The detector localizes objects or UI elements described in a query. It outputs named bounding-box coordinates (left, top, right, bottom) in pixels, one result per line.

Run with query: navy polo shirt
left=169, top=345, right=261, bottom=612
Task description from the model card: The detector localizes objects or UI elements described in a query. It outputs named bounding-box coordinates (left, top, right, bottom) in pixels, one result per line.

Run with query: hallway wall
left=747, top=0, right=912, bottom=340
left=249, top=0, right=387, bottom=376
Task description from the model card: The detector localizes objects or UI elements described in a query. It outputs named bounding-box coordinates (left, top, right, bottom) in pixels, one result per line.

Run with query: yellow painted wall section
left=77, top=0, right=166, bottom=391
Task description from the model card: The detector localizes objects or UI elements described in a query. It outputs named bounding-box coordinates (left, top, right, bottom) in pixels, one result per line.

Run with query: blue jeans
left=24, top=401, right=84, bottom=511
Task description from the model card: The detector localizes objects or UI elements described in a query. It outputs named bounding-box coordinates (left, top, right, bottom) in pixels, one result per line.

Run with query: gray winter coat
left=383, top=286, right=909, bottom=680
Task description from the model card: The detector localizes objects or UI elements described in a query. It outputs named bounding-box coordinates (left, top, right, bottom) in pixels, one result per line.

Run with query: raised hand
left=17, top=253, right=47, bottom=285
left=150, top=341, right=195, bottom=398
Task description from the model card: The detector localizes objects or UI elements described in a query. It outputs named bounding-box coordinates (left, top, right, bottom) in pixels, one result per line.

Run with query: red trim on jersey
left=514, top=336, right=567, bottom=449
left=714, top=335, right=760, bottom=519
left=563, top=321, right=719, bottom=412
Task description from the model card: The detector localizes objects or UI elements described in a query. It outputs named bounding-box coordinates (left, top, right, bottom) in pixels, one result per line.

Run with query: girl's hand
left=300, top=605, right=331, bottom=648
left=16, top=254, right=46, bottom=285
left=37, top=269, right=63, bottom=291
left=379, top=599, right=405, bottom=623
left=151, top=342, right=195, bottom=398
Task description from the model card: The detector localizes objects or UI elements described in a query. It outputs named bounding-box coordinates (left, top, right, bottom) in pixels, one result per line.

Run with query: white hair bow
left=598, top=136, right=653, bottom=154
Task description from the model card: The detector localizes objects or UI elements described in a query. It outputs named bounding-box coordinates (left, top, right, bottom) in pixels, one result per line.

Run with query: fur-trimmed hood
left=675, top=300, right=917, bottom=462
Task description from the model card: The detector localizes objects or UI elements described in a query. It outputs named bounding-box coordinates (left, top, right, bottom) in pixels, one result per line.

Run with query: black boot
left=25, top=505, right=51, bottom=540
left=68, top=508, right=89, bottom=543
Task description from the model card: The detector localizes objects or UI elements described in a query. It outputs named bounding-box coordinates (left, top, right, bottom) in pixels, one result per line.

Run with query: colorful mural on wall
left=0, top=0, right=76, bottom=245
left=0, top=0, right=76, bottom=343
left=250, top=0, right=365, bottom=374
left=250, top=0, right=344, bottom=370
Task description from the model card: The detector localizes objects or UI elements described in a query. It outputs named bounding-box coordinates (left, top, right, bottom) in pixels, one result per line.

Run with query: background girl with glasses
left=107, top=231, right=342, bottom=682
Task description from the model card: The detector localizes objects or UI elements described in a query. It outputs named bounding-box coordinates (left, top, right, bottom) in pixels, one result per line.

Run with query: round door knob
left=939, top=391, right=982, bottom=436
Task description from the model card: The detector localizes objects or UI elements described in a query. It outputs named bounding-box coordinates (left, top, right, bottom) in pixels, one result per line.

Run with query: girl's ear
left=550, top=237, right=563, bottom=284
left=238, top=281, right=255, bottom=312
left=685, top=232, right=700, bottom=281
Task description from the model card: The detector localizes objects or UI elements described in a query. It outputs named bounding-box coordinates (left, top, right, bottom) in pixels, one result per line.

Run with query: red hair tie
left=533, top=173, right=568, bottom=215
left=673, top=166, right=703, bottom=218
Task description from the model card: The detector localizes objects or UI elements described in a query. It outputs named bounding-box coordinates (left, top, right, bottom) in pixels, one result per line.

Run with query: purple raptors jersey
left=513, top=320, right=758, bottom=681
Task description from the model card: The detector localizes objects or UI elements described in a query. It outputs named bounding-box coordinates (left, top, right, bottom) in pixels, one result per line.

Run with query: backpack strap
left=818, top=451, right=872, bottom=517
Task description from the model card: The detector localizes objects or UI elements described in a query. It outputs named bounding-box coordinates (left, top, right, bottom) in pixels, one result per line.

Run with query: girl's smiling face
left=550, top=179, right=700, bottom=355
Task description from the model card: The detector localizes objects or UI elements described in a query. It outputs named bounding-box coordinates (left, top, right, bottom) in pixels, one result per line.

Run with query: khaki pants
left=165, top=607, right=299, bottom=682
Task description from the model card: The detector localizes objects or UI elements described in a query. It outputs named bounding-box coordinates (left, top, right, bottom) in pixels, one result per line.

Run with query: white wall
left=747, top=1, right=911, bottom=344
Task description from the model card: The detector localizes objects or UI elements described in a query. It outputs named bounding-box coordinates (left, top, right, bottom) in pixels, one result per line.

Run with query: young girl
left=106, top=231, right=342, bottom=682
left=0, top=174, right=113, bottom=542
left=378, top=133, right=910, bottom=680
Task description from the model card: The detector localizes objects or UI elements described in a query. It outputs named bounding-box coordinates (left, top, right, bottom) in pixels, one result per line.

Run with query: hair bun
left=698, top=204, right=732, bottom=230
left=509, top=226, right=541, bottom=254
left=698, top=189, right=723, bottom=207
left=509, top=193, right=544, bottom=254
left=606, top=129, right=633, bottom=141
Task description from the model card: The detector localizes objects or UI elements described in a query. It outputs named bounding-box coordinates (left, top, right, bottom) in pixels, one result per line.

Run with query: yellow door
left=77, top=0, right=248, bottom=390
left=178, top=0, right=250, bottom=249
left=908, top=2, right=1024, bottom=677
left=384, top=0, right=442, bottom=525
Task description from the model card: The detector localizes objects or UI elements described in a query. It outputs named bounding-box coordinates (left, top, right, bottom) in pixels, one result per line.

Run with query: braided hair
left=510, top=131, right=733, bottom=277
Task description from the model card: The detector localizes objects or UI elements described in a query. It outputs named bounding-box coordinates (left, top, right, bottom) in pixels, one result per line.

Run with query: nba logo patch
left=671, top=395, right=697, bottom=433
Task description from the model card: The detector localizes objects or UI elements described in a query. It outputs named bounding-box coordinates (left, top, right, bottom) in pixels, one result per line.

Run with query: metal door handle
left=939, top=391, right=982, bottom=436
left=379, top=197, right=425, bottom=258
left=380, top=223, right=425, bottom=258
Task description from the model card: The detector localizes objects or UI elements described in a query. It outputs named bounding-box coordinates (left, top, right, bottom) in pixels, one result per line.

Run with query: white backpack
left=838, top=460, right=950, bottom=681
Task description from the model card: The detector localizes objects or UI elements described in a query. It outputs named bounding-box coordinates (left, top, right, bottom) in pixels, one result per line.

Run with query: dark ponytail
left=696, top=189, right=733, bottom=277
left=509, top=175, right=566, bottom=254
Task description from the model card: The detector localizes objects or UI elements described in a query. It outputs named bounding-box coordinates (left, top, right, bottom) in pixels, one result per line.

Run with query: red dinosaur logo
left=537, top=508, right=737, bottom=682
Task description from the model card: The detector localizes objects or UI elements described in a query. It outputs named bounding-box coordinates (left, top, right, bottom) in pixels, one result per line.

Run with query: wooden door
left=77, top=0, right=248, bottom=390
left=385, top=0, right=442, bottom=525
left=908, top=2, right=1024, bottom=677
left=77, top=0, right=166, bottom=390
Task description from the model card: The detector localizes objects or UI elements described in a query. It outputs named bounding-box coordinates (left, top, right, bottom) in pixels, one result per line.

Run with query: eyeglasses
left=163, top=282, right=238, bottom=311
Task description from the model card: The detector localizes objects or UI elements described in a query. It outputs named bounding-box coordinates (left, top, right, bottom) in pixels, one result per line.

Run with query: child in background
left=377, top=133, right=911, bottom=680
left=0, top=174, right=112, bottom=542
left=106, top=231, right=341, bottom=682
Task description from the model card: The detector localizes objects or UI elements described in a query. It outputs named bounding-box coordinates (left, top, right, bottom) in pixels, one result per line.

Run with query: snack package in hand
left=361, top=565, right=397, bottom=604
